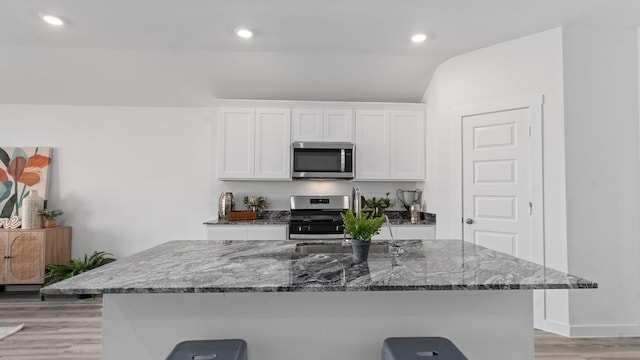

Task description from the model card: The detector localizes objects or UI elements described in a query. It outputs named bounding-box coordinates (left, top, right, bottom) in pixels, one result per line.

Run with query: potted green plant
left=37, top=209, right=64, bottom=228
left=341, top=211, right=386, bottom=263
left=243, top=195, right=270, bottom=218
left=363, top=193, right=394, bottom=217
left=44, top=251, right=116, bottom=299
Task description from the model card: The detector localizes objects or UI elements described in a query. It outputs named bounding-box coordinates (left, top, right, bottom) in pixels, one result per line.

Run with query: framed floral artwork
left=0, top=147, right=52, bottom=218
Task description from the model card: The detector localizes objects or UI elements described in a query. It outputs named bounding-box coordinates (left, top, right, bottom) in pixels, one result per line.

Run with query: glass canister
left=410, top=203, right=421, bottom=223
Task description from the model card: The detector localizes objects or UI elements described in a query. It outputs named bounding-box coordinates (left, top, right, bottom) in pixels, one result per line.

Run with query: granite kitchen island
left=42, top=240, right=596, bottom=360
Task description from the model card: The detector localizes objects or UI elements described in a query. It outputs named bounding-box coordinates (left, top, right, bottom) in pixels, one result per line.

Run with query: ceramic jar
left=21, top=190, right=44, bottom=229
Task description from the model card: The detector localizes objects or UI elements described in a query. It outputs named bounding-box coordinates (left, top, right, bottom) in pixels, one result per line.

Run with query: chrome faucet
left=342, top=231, right=352, bottom=247
left=386, top=215, right=401, bottom=267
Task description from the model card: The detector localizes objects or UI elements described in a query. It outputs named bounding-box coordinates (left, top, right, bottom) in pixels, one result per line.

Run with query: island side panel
left=102, top=291, right=533, bottom=360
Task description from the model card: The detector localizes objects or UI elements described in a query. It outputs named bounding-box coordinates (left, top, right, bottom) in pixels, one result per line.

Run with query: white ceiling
left=1, top=0, right=639, bottom=107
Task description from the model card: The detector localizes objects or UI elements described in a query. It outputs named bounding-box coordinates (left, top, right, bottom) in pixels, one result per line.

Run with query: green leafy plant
left=243, top=195, right=270, bottom=209
left=37, top=209, right=64, bottom=219
left=341, top=210, right=386, bottom=241
left=44, top=251, right=116, bottom=287
left=363, top=193, right=394, bottom=210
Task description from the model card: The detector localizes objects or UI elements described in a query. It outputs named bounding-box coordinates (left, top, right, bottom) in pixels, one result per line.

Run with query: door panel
left=474, top=230, right=517, bottom=255
left=0, top=234, right=6, bottom=283
left=8, top=232, right=44, bottom=283
left=463, top=107, right=531, bottom=260
left=473, top=122, right=516, bottom=149
left=474, top=160, right=516, bottom=184
left=474, top=195, right=517, bottom=220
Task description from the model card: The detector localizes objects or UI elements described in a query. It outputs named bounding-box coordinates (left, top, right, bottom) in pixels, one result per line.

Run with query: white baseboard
left=536, top=320, right=640, bottom=338
left=535, top=318, right=570, bottom=337
left=569, top=323, right=640, bottom=338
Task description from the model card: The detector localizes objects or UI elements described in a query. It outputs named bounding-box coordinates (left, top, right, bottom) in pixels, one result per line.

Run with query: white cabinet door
left=218, top=107, right=291, bottom=180
left=207, top=225, right=288, bottom=241
left=371, top=225, right=395, bottom=241
left=217, top=108, right=255, bottom=179
left=255, top=108, right=291, bottom=179
left=355, top=110, right=425, bottom=181
left=395, top=225, right=435, bottom=240
left=247, top=226, right=287, bottom=240
left=323, top=110, right=353, bottom=142
left=292, top=108, right=353, bottom=142
left=207, top=226, right=247, bottom=241
left=292, top=109, right=323, bottom=141
left=389, top=111, right=425, bottom=180
left=355, top=110, right=389, bottom=180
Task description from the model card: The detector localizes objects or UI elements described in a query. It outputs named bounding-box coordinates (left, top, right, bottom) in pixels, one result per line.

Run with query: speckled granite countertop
left=41, top=240, right=596, bottom=295
left=204, top=210, right=436, bottom=226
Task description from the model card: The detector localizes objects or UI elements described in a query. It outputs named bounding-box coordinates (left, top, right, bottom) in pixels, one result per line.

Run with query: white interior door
left=462, top=107, right=533, bottom=260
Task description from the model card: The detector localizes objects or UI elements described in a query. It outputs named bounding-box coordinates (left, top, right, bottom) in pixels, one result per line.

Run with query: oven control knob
left=303, top=225, right=311, bottom=232
left=298, top=226, right=302, bottom=232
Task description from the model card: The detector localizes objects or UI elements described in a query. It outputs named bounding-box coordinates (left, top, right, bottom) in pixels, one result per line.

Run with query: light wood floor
left=1, top=293, right=639, bottom=360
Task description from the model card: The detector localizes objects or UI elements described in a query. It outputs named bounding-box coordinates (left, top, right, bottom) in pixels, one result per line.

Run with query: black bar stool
left=382, top=337, right=468, bottom=360
left=166, top=339, right=247, bottom=360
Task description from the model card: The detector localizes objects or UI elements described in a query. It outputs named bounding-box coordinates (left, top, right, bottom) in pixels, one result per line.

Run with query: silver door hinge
left=529, top=202, right=533, bottom=215
left=528, top=125, right=532, bottom=136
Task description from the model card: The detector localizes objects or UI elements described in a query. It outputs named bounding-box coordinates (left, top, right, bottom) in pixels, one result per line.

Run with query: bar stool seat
left=382, top=337, right=468, bottom=360
left=165, top=339, right=247, bottom=360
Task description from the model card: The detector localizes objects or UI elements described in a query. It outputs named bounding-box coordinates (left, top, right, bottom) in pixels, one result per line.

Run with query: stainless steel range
left=288, top=195, right=349, bottom=240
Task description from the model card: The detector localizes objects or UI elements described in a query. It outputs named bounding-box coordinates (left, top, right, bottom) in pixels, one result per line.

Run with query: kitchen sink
left=294, top=243, right=390, bottom=255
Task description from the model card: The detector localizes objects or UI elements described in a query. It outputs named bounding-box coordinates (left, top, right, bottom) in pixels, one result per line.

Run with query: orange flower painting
left=0, top=147, right=52, bottom=218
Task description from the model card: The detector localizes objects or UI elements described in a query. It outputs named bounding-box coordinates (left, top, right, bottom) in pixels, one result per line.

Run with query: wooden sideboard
left=0, top=227, right=71, bottom=285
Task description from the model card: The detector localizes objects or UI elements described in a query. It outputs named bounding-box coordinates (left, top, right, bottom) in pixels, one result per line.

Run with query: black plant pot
left=351, top=239, right=371, bottom=263
left=76, top=294, right=92, bottom=299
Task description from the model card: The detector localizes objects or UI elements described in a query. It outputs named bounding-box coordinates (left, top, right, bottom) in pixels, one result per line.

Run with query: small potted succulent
left=363, top=192, right=394, bottom=217
left=341, top=210, right=386, bottom=263
left=243, top=195, right=270, bottom=218
left=37, top=209, right=64, bottom=228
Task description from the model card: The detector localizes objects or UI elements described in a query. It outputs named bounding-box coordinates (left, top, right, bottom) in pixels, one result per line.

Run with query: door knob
left=465, top=218, right=474, bottom=224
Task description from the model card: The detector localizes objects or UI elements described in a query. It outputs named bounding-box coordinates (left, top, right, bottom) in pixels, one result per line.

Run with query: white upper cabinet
left=355, top=110, right=389, bottom=180
left=389, top=111, right=425, bottom=180
left=218, top=107, right=291, bottom=180
left=323, top=110, right=354, bottom=142
left=255, top=108, right=291, bottom=179
left=292, top=108, right=353, bottom=142
left=291, top=109, right=323, bottom=141
left=217, top=108, right=255, bottom=179
left=355, top=110, right=425, bottom=181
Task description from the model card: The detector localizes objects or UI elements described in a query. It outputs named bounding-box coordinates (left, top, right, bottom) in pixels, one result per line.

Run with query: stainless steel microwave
left=291, top=142, right=355, bottom=179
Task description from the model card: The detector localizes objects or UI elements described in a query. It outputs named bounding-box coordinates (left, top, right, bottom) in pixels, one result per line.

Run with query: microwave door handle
left=340, top=149, right=346, bottom=172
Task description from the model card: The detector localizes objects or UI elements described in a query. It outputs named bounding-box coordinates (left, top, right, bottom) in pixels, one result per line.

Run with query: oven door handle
left=340, top=149, right=346, bottom=172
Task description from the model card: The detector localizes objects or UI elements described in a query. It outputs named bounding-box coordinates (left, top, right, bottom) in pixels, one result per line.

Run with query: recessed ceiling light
left=41, top=14, right=65, bottom=26
left=236, top=28, right=253, bottom=39
left=411, top=33, right=427, bottom=43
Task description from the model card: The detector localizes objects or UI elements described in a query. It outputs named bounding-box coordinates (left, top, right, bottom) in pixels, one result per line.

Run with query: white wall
left=424, top=25, right=640, bottom=337
left=0, top=104, right=423, bottom=259
left=562, top=25, right=640, bottom=336
left=422, top=28, right=571, bottom=331
left=1, top=105, right=212, bottom=258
